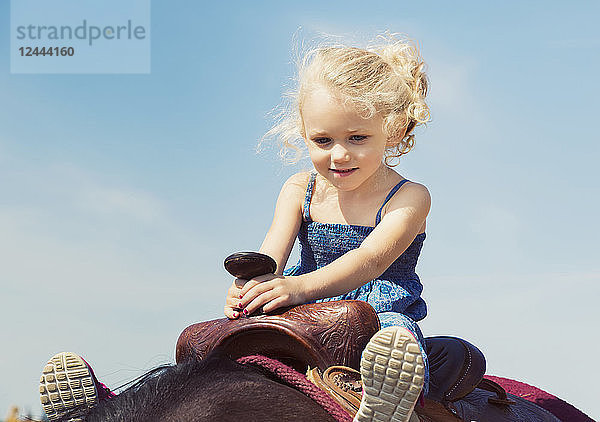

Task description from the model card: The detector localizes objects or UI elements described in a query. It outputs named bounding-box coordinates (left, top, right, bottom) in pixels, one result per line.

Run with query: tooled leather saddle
left=175, top=253, right=548, bottom=422
left=176, top=300, right=502, bottom=421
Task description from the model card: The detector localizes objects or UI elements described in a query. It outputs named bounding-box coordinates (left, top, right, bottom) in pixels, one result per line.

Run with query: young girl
left=39, top=36, right=431, bottom=422
left=224, top=36, right=431, bottom=422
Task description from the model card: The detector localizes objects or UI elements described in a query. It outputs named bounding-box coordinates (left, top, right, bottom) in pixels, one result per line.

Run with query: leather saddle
left=176, top=252, right=559, bottom=421
left=175, top=300, right=498, bottom=416
left=177, top=299, right=559, bottom=421
left=176, top=300, right=379, bottom=372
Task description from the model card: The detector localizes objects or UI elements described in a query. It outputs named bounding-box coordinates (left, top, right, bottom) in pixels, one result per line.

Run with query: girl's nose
left=331, top=143, right=350, bottom=162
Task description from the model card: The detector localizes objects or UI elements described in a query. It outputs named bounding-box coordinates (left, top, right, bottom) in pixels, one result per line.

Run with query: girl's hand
left=223, top=278, right=248, bottom=319
left=238, top=274, right=305, bottom=315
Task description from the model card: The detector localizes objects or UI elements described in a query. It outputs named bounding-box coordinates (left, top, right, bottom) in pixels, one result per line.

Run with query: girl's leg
left=40, top=352, right=114, bottom=421
left=377, top=311, right=429, bottom=395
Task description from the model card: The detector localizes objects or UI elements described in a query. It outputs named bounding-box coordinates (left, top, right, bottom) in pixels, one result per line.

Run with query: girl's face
left=301, top=86, right=390, bottom=192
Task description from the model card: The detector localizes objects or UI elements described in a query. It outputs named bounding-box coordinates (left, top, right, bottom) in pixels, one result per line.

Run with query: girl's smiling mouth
left=330, top=168, right=358, bottom=176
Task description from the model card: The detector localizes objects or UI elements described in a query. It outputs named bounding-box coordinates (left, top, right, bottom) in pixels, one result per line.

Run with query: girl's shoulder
left=282, top=171, right=312, bottom=193
left=276, top=171, right=312, bottom=208
left=286, top=171, right=312, bottom=185
left=376, top=176, right=431, bottom=229
left=401, top=179, right=430, bottom=197
left=385, top=178, right=431, bottom=213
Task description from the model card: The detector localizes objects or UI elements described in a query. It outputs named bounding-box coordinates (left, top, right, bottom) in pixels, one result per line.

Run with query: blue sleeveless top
left=283, top=172, right=427, bottom=321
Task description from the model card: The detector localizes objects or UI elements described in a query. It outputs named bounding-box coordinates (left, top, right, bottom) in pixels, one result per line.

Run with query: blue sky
left=1, top=0, right=599, bottom=419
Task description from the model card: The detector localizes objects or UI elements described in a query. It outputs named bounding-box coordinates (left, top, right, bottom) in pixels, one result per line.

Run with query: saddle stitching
left=332, top=373, right=362, bottom=393
left=445, top=341, right=472, bottom=401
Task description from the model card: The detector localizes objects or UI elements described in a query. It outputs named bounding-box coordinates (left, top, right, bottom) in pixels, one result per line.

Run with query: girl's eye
left=312, top=137, right=331, bottom=145
left=349, top=135, right=368, bottom=142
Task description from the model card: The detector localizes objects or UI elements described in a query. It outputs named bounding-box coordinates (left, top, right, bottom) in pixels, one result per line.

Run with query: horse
left=48, top=345, right=591, bottom=422
left=47, top=299, right=592, bottom=422
left=173, top=300, right=593, bottom=422
left=44, top=252, right=593, bottom=422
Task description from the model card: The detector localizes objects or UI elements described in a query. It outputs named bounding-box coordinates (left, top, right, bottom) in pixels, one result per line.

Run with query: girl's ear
left=384, top=115, right=408, bottom=147
left=386, top=127, right=407, bottom=147
left=386, top=136, right=399, bottom=147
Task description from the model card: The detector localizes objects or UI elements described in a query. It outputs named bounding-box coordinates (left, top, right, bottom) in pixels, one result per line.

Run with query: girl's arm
left=223, top=172, right=306, bottom=318
left=257, top=172, right=307, bottom=275
left=239, top=182, right=431, bottom=314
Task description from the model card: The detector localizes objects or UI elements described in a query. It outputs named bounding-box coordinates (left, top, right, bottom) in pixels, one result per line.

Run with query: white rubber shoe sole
left=354, top=326, right=425, bottom=422
left=40, top=352, right=99, bottom=421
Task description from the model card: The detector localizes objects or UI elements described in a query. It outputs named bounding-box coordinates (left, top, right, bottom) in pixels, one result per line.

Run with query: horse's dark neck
left=61, top=351, right=337, bottom=422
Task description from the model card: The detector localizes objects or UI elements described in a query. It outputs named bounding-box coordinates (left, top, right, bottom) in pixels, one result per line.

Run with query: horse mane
left=54, top=350, right=337, bottom=422
left=52, top=362, right=176, bottom=421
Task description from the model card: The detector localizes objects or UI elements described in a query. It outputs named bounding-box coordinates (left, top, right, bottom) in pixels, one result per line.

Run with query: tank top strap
left=375, top=179, right=410, bottom=225
left=302, top=172, right=317, bottom=222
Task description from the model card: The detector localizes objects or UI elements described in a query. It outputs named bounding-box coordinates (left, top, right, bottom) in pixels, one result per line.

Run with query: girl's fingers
left=240, top=273, right=280, bottom=295
left=239, top=279, right=263, bottom=297
left=226, top=288, right=242, bottom=306
left=224, top=305, right=241, bottom=319
left=227, top=281, right=244, bottom=300
left=261, top=296, right=289, bottom=313
left=243, top=289, right=278, bottom=315
left=226, top=296, right=243, bottom=308
left=240, top=280, right=274, bottom=307
left=239, top=274, right=279, bottom=296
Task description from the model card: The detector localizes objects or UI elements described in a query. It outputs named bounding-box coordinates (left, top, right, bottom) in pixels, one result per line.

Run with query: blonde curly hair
left=261, top=34, right=430, bottom=166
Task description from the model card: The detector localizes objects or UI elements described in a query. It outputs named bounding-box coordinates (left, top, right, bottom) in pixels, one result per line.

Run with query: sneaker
left=39, top=352, right=115, bottom=421
left=354, top=327, right=425, bottom=422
